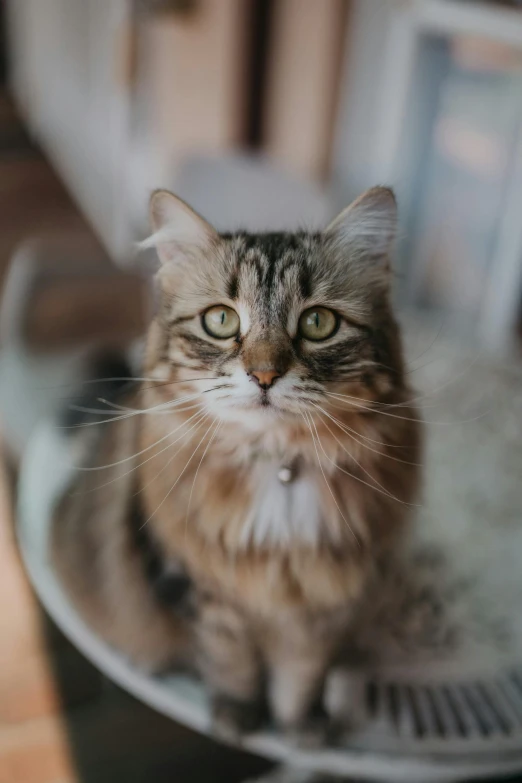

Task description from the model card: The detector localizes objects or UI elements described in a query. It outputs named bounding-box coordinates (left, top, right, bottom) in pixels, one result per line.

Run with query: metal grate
left=352, top=668, right=522, bottom=754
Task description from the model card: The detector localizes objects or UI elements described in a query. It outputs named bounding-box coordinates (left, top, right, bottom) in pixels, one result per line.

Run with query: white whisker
left=141, top=417, right=216, bottom=528
left=134, top=414, right=211, bottom=499
left=311, top=408, right=419, bottom=507
left=94, top=389, right=215, bottom=414
left=49, top=375, right=220, bottom=391
left=312, top=403, right=421, bottom=467
left=324, top=398, right=436, bottom=431
left=74, top=410, right=209, bottom=494
left=404, top=319, right=446, bottom=370
left=301, top=411, right=358, bottom=544
left=322, top=352, right=484, bottom=415
left=64, top=387, right=221, bottom=428
left=324, top=392, right=486, bottom=426
left=78, top=409, right=207, bottom=471
left=185, top=418, right=222, bottom=530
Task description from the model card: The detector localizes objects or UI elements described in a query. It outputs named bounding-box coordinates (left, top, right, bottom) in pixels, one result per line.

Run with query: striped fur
left=53, top=187, right=421, bottom=738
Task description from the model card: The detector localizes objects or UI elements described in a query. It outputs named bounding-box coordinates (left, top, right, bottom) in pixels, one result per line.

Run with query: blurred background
left=2, top=1, right=522, bottom=782
left=5, top=0, right=522, bottom=350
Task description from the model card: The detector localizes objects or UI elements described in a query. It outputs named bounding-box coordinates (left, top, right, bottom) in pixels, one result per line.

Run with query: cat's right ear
left=144, top=190, right=219, bottom=265
left=325, top=186, right=397, bottom=269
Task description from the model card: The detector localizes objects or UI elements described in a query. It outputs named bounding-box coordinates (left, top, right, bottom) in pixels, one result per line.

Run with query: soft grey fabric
left=349, top=316, right=522, bottom=680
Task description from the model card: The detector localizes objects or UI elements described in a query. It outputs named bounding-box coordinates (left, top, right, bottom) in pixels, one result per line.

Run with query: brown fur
left=52, top=187, right=421, bottom=737
left=52, top=410, right=193, bottom=672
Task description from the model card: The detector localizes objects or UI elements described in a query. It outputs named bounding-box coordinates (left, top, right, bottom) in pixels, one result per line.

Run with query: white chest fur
left=240, top=460, right=324, bottom=548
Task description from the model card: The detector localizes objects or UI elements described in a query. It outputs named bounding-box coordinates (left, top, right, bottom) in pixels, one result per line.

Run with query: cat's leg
left=266, top=615, right=346, bottom=743
left=325, top=667, right=367, bottom=732
left=268, top=652, right=330, bottom=743
left=197, top=598, right=264, bottom=739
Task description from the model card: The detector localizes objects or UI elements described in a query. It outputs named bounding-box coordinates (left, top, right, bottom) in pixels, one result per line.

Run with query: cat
left=52, top=186, right=421, bottom=739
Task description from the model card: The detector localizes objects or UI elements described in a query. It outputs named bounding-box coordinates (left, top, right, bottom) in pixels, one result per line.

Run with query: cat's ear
left=325, top=186, right=397, bottom=267
left=145, top=190, right=219, bottom=265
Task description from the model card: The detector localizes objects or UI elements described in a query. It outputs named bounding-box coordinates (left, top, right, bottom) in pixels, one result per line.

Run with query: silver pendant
left=278, top=463, right=297, bottom=484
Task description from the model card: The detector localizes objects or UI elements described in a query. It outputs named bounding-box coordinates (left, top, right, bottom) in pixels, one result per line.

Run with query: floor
left=0, top=91, right=270, bottom=783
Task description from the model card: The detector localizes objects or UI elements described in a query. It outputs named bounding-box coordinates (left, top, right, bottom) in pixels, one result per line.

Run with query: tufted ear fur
left=142, top=190, right=219, bottom=266
left=325, top=187, right=397, bottom=270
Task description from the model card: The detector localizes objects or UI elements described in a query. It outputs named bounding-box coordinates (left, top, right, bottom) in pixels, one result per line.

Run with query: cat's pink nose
left=250, top=369, right=280, bottom=390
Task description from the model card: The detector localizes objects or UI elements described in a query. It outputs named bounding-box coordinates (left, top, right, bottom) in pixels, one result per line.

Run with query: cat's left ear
left=145, top=190, right=219, bottom=265
left=325, top=186, right=397, bottom=268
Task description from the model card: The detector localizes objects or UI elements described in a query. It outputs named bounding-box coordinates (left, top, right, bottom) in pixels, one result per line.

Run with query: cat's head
left=144, top=187, right=405, bottom=428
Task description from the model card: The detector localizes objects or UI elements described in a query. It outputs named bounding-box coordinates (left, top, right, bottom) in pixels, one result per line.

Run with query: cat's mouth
left=205, top=372, right=305, bottom=419
left=250, top=391, right=301, bottom=416
left=241, top=389, right=282, bottom=413
left=243, top=394, right=273, bottom=411
left=259, top=390, right=271, bottom=407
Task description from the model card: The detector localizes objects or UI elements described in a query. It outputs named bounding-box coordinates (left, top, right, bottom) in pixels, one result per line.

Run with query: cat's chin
left=209, top=399, right=299, bottom=430
left=215, top=404, right=279, bottom=426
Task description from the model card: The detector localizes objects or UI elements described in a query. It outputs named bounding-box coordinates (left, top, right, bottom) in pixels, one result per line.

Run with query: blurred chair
left=0, top=234, right=147, bottom=460
left=171, top=152, right=335, bottom=233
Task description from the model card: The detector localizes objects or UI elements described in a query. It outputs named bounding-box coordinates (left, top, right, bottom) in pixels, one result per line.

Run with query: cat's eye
left=202, top=305, right=240, bottom=339
left=298, top=307, right=338, bottom=341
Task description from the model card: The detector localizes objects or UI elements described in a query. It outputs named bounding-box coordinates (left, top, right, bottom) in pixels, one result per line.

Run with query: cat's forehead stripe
left=223, top=232, right=317, bottom=306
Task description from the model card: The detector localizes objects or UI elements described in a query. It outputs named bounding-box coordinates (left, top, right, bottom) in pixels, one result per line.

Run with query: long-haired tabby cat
left=53, top=186, right=421, bottom=739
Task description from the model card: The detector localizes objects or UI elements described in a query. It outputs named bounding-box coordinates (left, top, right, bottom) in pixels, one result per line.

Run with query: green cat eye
left=298, top=307, right=338, bottom=341
left=202, top=305, right=240, bottom=339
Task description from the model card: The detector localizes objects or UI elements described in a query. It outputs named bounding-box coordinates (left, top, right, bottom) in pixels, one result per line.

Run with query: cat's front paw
left=283, top=704, right=334, bottom=749
left=324, top=668, right=367, bottom=735
left=211, top=694, right=266, bottom=742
